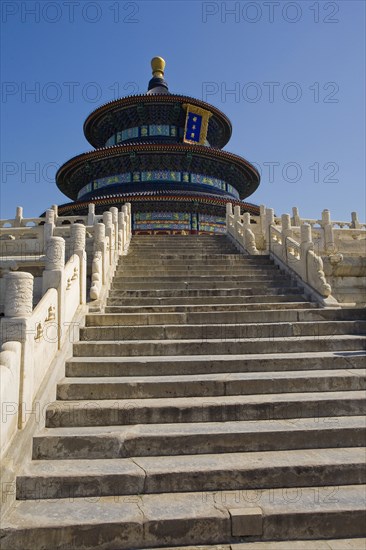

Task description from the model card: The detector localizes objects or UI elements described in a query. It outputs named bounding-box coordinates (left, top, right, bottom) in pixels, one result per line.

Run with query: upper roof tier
left=84, top=95, right=232, bottom=149
left=83, top=58, right=232, bottom=149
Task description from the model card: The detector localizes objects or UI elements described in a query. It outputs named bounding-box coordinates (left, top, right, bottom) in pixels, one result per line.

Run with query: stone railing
left=226, top=203, right=366, bottom=304
left=226, top=204, right=260, bottom=255
left=0, top=203, right=131, bottom=458
left=0, top=203, right=122, bottom=258
left=267, top=216, right=332, bottom=298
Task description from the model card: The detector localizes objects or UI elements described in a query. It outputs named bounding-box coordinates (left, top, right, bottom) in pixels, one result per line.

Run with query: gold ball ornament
left=151, top=57, right=166, bottom=78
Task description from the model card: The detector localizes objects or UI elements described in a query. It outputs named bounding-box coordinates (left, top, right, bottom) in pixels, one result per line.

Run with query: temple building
left=56, top=57, right=260, bottom=234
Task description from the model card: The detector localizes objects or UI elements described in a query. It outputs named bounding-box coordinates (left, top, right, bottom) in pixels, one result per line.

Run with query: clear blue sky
left=1, top=0, right=365, bottom=222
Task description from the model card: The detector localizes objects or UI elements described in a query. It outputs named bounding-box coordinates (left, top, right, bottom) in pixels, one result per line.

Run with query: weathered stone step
left=109, top=284, right=303, bottom=293
left=111, top=279, right=293, bottom=288
left=56, top=369, right=366, bottom=401
left=129, top=237, right=234, bottom=242
left=128, top=240, right=236, bottom=245
left=79, top=320, right=366, bottom=342
left=125, top=253, right=244, bottom=259
left=127, top=247, right=239, bottom=254
left=2, top=485, right=365, bottom=549
left=131, top=235, right=229, bottom=240
left=230, top=541, right=366, bottom=550
left=45, top=391, right=365, bottom=427
left=108, top=280, right=302, bottom=290
left=114, top=265, right=280, bottom=281
left=117, top=263, right=278, bottom=272
left=16, top=448, right=366, bottom=500
left=126, top=244, right=234, bottom=249
left=104, top=301, right=316, bottom=314
left=106, top=294, right=306, bottom=306
left=34, top=416, right=366, bottom=459
left=117, top=256, right=278, bottom=273
left=85, top=308, right=366, bottom=327
left=149, top=541, right=366, bottom=550
left=65, top=351, right=366, bottom=378
left=114, top=272, right=284, bottom=281
left=73, top=335, right=366, bottom=357
left=114, top=276, right=288, bottom=286
left=121, top=257, right=273, bottom=266
left=109, top=286, right=302, bottom=299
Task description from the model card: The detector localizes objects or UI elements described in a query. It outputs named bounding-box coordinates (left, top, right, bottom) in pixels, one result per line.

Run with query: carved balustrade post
left=321, top=209, right=335, bottom=254
left=122, top=204, right=129, bottom=247
left=351, top=212, right=360, bottom=230
left=242, top=212, right=250, bottom=248
left=103, top=211, right=114, bottom=264
left=94, top=222, right=106, bottom=285
left=2, top=272, right=34, bottom=427
left=226, top=203, right=233, bottom=234
left=15, top=206, right=23, bottom=228
left=243, top=212, right=258, bottom=255
left=4, top=272, right=33, bottom=319
left=43, top=236, right=65, bottom=348
left=259, top=205, right=266, bottom=239
left=265, top=208, right=275, bottom=252
left=233, top=205, right=241, bottom=242
left=292, top=207, right=301, bottom=227
left=44, top=209, right=55, bottom=243
left=71, top=223, right=86, bottom=304
left=109, top=207, right=119, bottom=259
left=51, top=204, right=58, bottom=223
left=281, top=214, right=292, bottom=262
left=87, top=203, right=95, bottom=226
left=118, top=212, right=126, bottom=255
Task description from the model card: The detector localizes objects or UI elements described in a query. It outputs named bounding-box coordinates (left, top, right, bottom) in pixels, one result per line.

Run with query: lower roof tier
left=56, top=142, right=260, bottom=201
left=56, top=190, right=260, bottom=217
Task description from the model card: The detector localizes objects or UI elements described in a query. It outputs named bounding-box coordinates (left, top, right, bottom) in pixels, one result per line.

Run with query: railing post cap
left=4, top=271, right=34, bottom=318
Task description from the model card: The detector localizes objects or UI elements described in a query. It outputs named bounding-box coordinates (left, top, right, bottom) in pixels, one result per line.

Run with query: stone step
left=128, top=243, right=236, bottom=247
left=109, top=286, right=302, bottom=298
left=2, top=485, right=365, bottom=549
left=106, top=294, right=306, bottom=305
left=16, top=448, right=366, bottom=500
left=145, top=541, right=366, bottom=550
left=85, top=308, right=366, bottom=327
left=45, top=391, right=366, bottom=427
left=113, top=274, right=284, bottom=283
left=121, top=257, right=273, bottom=266
left=73, top=335, right=366, bottom=357
left=131, top=235, right=230, bottom=239
left=127, top=247, right=239, bottom=253
left=230, top=541, right=366, bottom=550
left=129, top=238, right=234, bottom=242
left=117, top=263, right=279, bottom=272
left=34, top=416, right=366, bottom=459
left=56, top=369, right=366, bottom=401
left=126, top=239, right=248, bottom=244
left=79, top=320, right=366, bottom=342
left=125, top=253, right=244, bottom=259
left=120, top=262, right=274, bottom=270
left=129, top=237, right=234, bottom=242
left=104, top=302, right=316, bottom=313
left=65, top=351, right=366, bottom=378
left=111, top=278, right=294, bottom=287
left=127, top=251, right=240, bottom=257
left=114, top=277, right=289, bottom=286
left=111, top=282, right=298, bottom=294
left=108, top=280, right=303, bottom=290
left=129, top=243, right=234, bottom=248
left=114, top=265, right=280, bottom=281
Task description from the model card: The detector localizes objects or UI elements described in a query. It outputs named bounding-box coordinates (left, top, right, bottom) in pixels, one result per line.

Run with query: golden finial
left=151, top=57, right=165, bottom=79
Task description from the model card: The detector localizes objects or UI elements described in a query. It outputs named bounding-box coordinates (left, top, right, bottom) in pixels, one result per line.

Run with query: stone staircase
left=1, top=234, right=366, bottom=549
